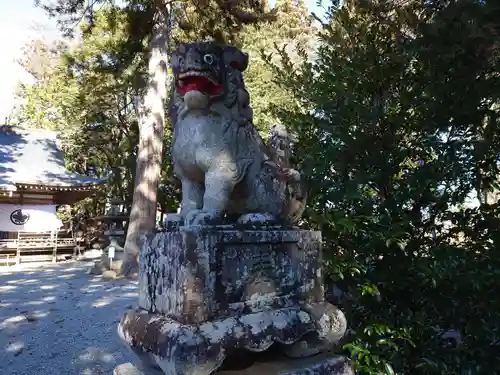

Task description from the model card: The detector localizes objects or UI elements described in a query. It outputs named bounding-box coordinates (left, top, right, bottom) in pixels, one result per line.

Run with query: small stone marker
left=108, top=246, right=115, bottom=269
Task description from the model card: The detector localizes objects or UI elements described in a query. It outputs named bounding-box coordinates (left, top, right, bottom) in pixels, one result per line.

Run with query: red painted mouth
left=177, top=72, right=223, bottom=96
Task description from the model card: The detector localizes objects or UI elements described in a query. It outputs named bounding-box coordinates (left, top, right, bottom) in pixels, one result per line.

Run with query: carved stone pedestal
left=115, top=353, right=353, bottom=375
left=117, top=226, right=351, bottom=375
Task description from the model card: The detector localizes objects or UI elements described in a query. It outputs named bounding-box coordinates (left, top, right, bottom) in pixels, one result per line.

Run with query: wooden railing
left=0, top=239, right=17, bottom=265
left=0, top=231, right=82, bottom=265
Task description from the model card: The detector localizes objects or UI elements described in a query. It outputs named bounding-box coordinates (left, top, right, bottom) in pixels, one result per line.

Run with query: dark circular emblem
left=10, top=209, right=30, bottom=225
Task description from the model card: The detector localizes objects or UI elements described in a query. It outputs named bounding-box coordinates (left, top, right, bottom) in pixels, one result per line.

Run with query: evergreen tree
left=13, top=9, right=144, bottom=216
left=30, top=0, right=286, bottom=277
left=272, top=0, right=500, bottom=373
left=34, top=0, right=276, bottom=277
left=241, top=0, right=316, bottom=132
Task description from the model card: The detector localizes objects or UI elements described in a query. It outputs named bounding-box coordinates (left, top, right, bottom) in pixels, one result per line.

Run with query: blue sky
left=0, top=1, right=57, bottom=121
left=0, top=0, right=327, bottom=122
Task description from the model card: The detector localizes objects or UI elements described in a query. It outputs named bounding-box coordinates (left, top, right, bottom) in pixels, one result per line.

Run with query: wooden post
left=16, top=231, right=21, bottom=265
left=52, top=230, right=58, bottom=263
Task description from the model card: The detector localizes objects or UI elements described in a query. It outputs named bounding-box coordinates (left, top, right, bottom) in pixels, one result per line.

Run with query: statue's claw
left=236, top=212, right=276, bottom=225
left=185, top=209, right=222, bottom=226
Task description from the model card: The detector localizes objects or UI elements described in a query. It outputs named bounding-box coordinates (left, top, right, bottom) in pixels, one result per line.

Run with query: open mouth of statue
left=177, top=71, right=223, bottom=97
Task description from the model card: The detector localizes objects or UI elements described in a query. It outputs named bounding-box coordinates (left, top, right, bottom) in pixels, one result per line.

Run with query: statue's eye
left=203, top=54, right=214, bottom=65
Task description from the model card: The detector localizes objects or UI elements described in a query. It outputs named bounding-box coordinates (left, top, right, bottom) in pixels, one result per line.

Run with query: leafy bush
left=270, top=0, right=500, bottom=373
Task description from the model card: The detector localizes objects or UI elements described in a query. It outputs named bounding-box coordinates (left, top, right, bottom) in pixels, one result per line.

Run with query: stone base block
left=118, top=303, right=347, bottom=375
left=138, top=227, right=324, bottom=324
left=115, top=353, right=353, bottom=375
left=119, top=225, right=349, bottom=375
left=219, top=352, right=353, bottom=375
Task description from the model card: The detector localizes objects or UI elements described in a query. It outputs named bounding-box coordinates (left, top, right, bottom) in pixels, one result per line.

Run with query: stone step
left=114, top=354, right=353, bottom=375
left=218, top=353, right=353, bottom=375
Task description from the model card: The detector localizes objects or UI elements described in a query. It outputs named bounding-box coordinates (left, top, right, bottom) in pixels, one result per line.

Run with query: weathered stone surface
left=118, top=301, right=347, bottom=375
left=114, top=360, right=165, bottom=375
left=138, top=227, right=324, bottom=324
left=117, top=41, right=349, bottom=375
left=168, top=42, right=306, bottom=227
left=117, top=225, right=348, bottom=375
left=114, top=363, right=145, bottom=375
left=117, top=349, right=353, bottom=375
left=219, top=353, right=354, bottom=375
left=119, top=306, right=343, bottom=356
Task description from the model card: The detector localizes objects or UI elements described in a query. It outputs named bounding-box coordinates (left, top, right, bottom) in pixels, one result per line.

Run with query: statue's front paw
left=184, top=209, right=222, bottom=227
left=237, top=213, right=276, bottom=225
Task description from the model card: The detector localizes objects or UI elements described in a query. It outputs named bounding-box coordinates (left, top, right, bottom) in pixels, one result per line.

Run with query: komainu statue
left=116, top=41, right=352, bottom=375
left=168, top=41, right=306, bottom=227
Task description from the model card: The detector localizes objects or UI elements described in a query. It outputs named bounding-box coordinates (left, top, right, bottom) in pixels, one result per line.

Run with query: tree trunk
left=121, top=5, right=171, bottom=278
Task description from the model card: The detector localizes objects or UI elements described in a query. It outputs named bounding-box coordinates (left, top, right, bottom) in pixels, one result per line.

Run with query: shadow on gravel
left=0, top=261, right=138, bottom=375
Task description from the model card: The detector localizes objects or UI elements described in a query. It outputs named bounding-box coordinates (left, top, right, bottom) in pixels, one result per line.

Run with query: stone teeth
left=178, top=70, right=218, bottom=87
left=178, top=71, right=216, bottom=82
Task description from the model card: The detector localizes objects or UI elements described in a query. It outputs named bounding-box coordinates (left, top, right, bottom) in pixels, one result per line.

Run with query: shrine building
left=0, top=125, right=106, bottom=264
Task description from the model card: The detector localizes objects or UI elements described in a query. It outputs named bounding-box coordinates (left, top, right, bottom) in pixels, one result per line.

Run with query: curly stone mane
left=167, top=41, right=305, bottom=227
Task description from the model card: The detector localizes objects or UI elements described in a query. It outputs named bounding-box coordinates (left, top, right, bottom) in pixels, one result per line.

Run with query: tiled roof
left=0, top=125, right=106, bottom=190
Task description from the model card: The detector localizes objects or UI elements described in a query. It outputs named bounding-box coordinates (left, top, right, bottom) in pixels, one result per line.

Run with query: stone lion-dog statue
left=167, top=41, right=306, bottom=227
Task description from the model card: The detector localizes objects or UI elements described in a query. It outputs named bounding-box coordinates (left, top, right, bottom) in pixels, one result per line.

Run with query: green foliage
left=14, top=39, right=75, bottom=131
left=239, top=0, right=316, bottom=132
left=17, top=0, right=500, bottom=372
left=13, top=8, right=146, bottom=215
left=271, top=0, right=500, bottom=373
left=37, top=0, right=276, bottom=43
left=14, top=1, right=315, bottom=217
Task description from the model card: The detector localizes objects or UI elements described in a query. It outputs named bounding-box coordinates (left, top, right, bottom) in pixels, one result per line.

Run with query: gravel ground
left=0, top=261, right=137, bottom=375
